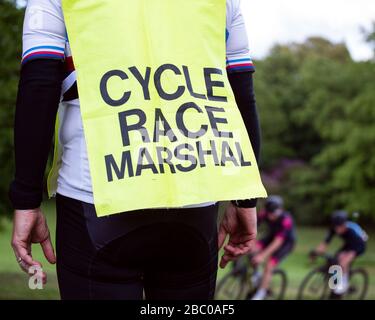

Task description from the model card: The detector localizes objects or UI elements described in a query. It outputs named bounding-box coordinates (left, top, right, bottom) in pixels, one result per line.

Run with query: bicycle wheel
left=215, top=271, right=246, bottom=300
left=266, top=269, right=287, bottom=300
left=297, top=268, right=329, bottom=300
left=345, top=268, right=369, bottom=300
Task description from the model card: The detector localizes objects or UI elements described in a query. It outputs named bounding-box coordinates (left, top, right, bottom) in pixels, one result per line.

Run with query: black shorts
left=337, top=242, right=366, bottom=257
left=258, top=237, right=295, bottom=266
left=55, top=194, right=219, bottom=300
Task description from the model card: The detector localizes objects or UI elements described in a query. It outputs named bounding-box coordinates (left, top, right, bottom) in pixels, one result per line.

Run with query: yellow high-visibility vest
left=48, top=0, right=267, bottom=217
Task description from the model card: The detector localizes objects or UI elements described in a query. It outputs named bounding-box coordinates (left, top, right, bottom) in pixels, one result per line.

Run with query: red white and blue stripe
left=21, top=45, right=65, bottom=64
left=226, top=56, right=255, bottom=73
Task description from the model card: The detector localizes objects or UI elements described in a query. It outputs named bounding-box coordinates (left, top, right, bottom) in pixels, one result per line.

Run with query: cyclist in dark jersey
left=315, top=210, right=368, bottom=295
left=250, top=195, right=296, bottom=300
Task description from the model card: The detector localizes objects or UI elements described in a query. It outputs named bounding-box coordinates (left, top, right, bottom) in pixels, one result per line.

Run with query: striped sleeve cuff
left=226, top=55, right=255, bottom=74
left=22, top=45, right=65, bottom=65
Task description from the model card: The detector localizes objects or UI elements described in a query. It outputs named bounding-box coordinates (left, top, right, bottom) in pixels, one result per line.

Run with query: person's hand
left=315, top=243, right=327, bottom=255
left=11, top=208, right=56, bottom=284
left=218, top=203, right=257, bottom=269
left=251, top=253, right=265, bottom=266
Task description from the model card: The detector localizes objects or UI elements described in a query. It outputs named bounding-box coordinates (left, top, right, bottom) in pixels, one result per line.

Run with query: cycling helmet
left=331, top=210, right=348, bottom=227
left=265, top=195, right=284, bottom=213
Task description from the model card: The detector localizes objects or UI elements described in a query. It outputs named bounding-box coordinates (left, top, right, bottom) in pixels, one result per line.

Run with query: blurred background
left=0, top=0, right=374, bottom=299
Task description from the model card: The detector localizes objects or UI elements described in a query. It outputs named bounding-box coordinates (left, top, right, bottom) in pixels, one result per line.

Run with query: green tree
left=255, top=36, right=375, bottom=223
left=312, top=61, right=375, bottom=217
left=255, top=37, right=351, bottom=169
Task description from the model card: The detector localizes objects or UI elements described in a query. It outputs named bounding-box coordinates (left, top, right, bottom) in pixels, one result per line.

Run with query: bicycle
left=215, top=255, right=288, bottom=300
left=297, top=251, right=369, bottom=300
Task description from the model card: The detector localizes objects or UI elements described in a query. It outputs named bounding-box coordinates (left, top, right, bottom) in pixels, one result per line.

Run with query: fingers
left=18, top=258, right=31, bottom=273
left=218, top=204, right=259, bottom=269
left=40, top=236, right=56, bottom=264
left=12, top=209, right=50, bottom=285
left=219, top=252, right=237, bottom=269
left=13, top=244, right=48, bottom=285
left=12, top=237, right=46, bottom=272
left=219, top=243, right=246, bottom=269
left=14, top=245, right=34, bottom=267
left=220, top=238, right=257, bottom=269
left=217, top=223, right=227, bottom=250
left=219, top=233, right=257, bottom=269
left=225, top=244, right=247, bottom=256
left=12, top=242, right=39, bottom=269
left=226, top=236, right=257, bottom=254
left=220, top=250, right=244, bottom=269
left=27, top=264, right=48, bottom=285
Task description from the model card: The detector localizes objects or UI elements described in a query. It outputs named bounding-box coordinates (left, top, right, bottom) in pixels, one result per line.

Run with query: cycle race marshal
left=54, top=0, right=267, bottom=216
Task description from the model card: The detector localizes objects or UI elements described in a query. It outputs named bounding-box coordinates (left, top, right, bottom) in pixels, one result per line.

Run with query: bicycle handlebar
left=308, top=250, right=336, bottom=264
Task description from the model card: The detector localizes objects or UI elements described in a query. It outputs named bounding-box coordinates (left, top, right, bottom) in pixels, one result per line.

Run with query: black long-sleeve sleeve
left=9, top=59, right=64, bottom=210
left=324, top=228, right=335, bottom=244
left=228, top=71, right=261, bottom=208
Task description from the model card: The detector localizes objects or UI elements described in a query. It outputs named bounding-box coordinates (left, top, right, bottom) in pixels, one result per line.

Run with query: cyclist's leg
left=56, top=194, right=218, bottom=300
left=337, top=251, right=356, bottom=274
left=271, top=240, right=295, bottom=267
left=249, top=236, right=272, bottom=265
left=246, top=238, right=269, bottom=267
left=333, top=249, right=357, bottom=295
left=337, top=241, right=365, bottom=275
left=250, top=238, right=276, bottom=300
left=143, top=205, right=219, bottom=300
left=55, top=194, right=144, bottom=300
left=250, top=258, right=274, bottom=300
left=257, top=237, right=272, bottom=251
left=252, top=241, right=294, bottom=300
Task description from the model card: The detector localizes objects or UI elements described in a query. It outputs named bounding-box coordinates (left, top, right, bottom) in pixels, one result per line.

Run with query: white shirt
left=22, top=0, right=255, bottom=206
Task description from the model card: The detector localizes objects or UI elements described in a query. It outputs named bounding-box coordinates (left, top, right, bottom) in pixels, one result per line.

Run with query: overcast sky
left=18, top=0, right=374, bottom=60
left=241, top=0, right=375, bottom=61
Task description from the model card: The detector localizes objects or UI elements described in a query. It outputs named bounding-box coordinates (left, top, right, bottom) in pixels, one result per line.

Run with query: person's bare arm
left=12, top=209, right=56, bottom=283
left=315, top=228, right=334, bottom=254
left=252, top=237, right=283, bottom=264
left=218, top=203, right=257, bottom=268
left=316, top=242, right=328, bottom=254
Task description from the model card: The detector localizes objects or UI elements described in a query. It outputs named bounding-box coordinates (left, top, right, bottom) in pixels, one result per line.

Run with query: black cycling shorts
left=55, top=194, right=219, bottom=300
left=337, top=242, right=366, bottom=257
left=258, top=236, right=295, bottom=266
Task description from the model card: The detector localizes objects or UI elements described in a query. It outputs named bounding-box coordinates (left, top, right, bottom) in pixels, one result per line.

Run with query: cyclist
left=314, top=211, right=368, bottom=295
left=249, top=196, right=296, bottom=300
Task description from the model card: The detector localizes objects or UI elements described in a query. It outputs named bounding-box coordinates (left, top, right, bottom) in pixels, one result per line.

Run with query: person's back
left=10, top=0, right=264, bottom=300
left=342, top=221, right=368, bottom=242
left=325, top=218, right=368, bottom=253
left=258, top=209, right=296, bottom=244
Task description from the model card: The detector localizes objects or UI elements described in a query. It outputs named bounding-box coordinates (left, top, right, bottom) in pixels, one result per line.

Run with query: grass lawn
left=1, top=200, right=374, bottom=300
